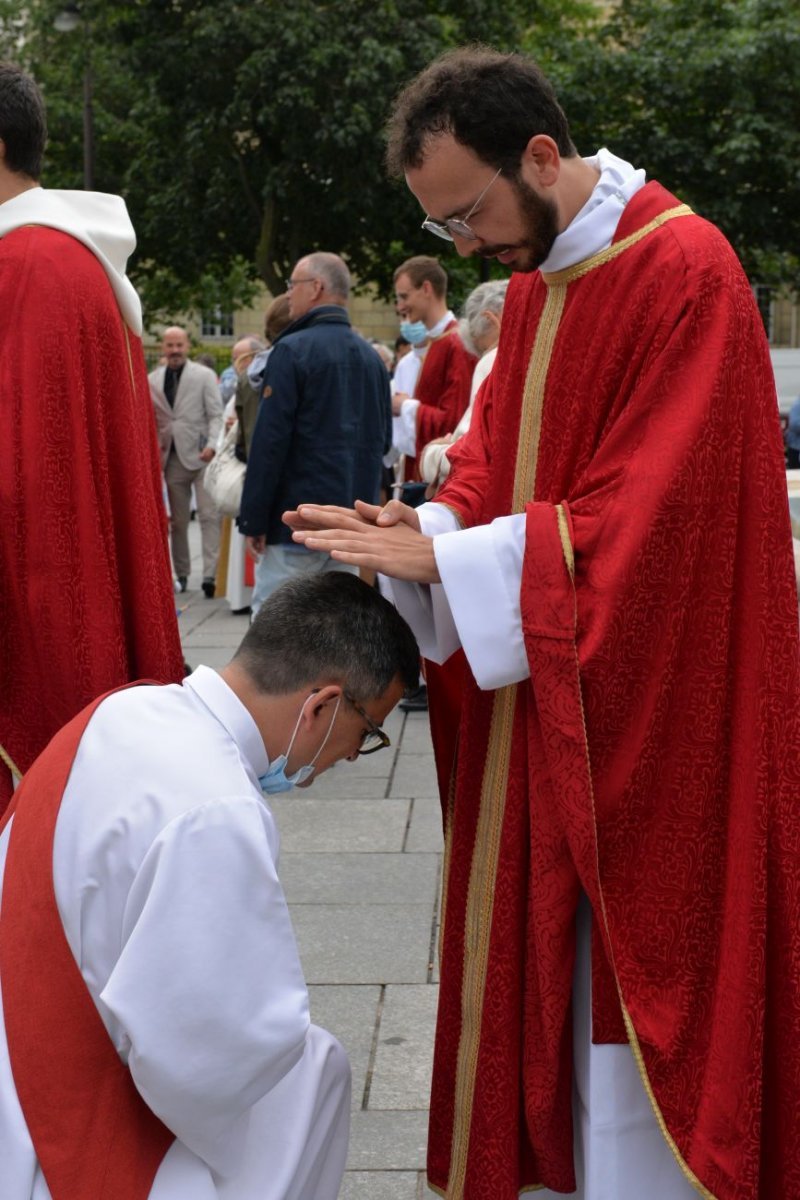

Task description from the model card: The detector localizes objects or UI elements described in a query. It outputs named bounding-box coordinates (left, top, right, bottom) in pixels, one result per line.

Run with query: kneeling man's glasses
left=343, top=692, right=391, bottom=755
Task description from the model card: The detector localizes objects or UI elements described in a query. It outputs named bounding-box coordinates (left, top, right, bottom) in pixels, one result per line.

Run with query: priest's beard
left=477, top=175, right=560, bottom=272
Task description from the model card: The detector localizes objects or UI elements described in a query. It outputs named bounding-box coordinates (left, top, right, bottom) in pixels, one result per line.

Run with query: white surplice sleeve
left=387, top=504, right=530, bottom=690
left=99, top=795, right=309, bottom=1178
left=393, top=398, right=420, bottom=457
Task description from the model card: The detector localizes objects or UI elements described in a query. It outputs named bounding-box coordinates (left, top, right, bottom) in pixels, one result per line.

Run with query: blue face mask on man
left=259, top=693, right=342, bottom=795
left=399, top=319, right=428, bottom=347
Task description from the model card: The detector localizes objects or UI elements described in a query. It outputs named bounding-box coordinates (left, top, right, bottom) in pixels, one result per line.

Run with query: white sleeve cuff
left=380, top=503, right=461, bottom=663
left=392, top=399, right=419, bottom=458
left=433, top=514, right=529, bottom=689
left=417, top=502, right=460, bottom=538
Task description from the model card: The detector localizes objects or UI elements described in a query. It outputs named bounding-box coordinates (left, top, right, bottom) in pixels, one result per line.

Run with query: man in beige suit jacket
left=150, top=326, right=223, bottom=594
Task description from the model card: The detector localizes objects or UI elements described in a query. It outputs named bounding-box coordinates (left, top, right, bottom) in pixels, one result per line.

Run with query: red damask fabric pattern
left=407, top=321, right=476, bottom=481
left=0, top=227, right=184, bottom=810
left=429, top=183, right=800, bottom=1198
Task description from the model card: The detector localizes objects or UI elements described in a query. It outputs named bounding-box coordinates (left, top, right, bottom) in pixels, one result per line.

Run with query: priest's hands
left=283, top=499, right=441, bottom=583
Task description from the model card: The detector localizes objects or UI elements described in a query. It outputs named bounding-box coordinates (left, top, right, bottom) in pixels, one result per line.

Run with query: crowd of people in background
left=147, top=249, right=508, bottom=712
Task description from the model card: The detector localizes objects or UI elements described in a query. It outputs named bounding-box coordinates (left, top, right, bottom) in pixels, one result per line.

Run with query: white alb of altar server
left=0, top=667, right=350, bottom=1200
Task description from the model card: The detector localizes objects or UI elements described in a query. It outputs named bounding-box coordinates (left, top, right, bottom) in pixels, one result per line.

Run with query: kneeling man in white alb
left=0, top=572, right=419, bottom=1200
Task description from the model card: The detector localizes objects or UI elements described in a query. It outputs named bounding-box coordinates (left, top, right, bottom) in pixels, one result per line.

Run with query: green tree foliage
left=2, top=1, right=796, bottom=325
left=545, top=0, right=800, bottom=291
left=0, top=0, right=547, bottom=323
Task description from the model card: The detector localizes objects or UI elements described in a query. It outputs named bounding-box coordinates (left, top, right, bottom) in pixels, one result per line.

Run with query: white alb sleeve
left=382, top=503, right=461, bottom=663
left=392, top=398, right=420, bottom=457
left=432, top=513, right=530, bottom=690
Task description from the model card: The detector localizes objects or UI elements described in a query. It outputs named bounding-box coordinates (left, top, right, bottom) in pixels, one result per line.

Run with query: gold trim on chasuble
left=565, top=638, right=716, bottom=1200
left=444, top=283, right=567, bottom=1199
left=0, top=743, right=22, bottom=782
left=442, top=203, right=709, bottom=1200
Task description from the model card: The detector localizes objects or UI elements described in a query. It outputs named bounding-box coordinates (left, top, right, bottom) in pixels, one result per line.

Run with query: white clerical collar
left=185, top=665, right=269, bottom=780
left=539, top=148, right=647, bottom=274
left=0, top=186, right=144, bottom=334
left=427, top=309, right=455, bottom=338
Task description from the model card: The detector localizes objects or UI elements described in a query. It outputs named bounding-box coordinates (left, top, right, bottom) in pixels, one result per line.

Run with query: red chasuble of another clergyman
left=0, top=226, right=185, bottom=812
left=426, top=183, right=800, bottom=1199
left=405, top=320, right=476, bottom=482
left=0, top=688, right=175, bottom=1199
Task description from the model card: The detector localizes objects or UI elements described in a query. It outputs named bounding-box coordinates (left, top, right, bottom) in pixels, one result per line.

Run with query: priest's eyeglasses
left=343, top=692, right=391, bottom=755
left=421, top=167, right=502, bottom=242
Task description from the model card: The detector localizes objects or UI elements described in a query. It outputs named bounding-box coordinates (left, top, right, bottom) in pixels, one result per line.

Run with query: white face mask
left=399, top=319, right=428, bottom=346
left=259, top=693, right=342, bottom=795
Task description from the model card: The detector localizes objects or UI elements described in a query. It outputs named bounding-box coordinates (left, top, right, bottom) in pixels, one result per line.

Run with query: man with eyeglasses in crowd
left=237, top=251, right=392, bottom=617
left=287, top=46, right=800, bottom=1200
left=0, top=571, right=419, bottom=1200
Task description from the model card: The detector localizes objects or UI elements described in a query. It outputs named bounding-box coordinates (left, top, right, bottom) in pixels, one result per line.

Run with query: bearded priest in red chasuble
left=287, top=47, right=800, bottom=1200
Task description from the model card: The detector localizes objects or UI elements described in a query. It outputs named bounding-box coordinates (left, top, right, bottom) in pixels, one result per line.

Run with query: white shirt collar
left=184, top=665, right=269, bottom=779
left=427, top=309, right=455, bottom=338
left=539, top=148, right=647, bottom=274
left=0, top=186, right=144, bottom=334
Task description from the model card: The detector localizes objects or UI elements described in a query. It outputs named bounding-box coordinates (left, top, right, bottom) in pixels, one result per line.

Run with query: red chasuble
left=412, top=322, right=475, bottom=801
left=407, top=320, right=476, bottom=481
left=0, top=227, right=185, bottom=809
left=428, top=183, right=800, bottom=1198
left=0, top=687, right=175, bottom=1198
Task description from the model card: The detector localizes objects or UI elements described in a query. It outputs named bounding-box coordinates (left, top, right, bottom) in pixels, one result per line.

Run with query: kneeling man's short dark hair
left=235, top=572, right=420, bottom=700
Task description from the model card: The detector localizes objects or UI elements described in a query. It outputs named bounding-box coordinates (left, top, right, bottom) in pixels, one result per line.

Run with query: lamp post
left=54, top=3, right=94, bottom=191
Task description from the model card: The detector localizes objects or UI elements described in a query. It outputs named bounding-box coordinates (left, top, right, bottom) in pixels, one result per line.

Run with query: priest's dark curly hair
left=385, top=46, right=576, bottom=178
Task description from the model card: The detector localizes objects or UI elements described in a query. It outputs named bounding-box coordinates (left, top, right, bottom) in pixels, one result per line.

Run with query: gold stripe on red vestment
left=541, top=204, right=693, bottom=287
left=0, top=743, right=22, bottom=781
left=446, top=282, right=567, bottom=1197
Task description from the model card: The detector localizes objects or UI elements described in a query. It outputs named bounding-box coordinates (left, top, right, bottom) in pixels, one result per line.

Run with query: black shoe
left=231, top=605, right=252, bottom=616
left=177, top=576, right=188, bottom=593
left=399, top=684, right=428, bottom=712
left=201, top=578, right=216, bottom=599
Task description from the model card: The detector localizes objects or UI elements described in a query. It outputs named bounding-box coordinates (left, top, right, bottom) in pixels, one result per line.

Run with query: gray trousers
left=251, top=545, right=357, bottom=616
left=164, top=451, right=221, bottom=580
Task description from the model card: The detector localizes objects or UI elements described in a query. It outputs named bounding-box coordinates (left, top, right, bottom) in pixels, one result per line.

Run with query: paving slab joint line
left=383, top=710, right=407, bottom=799
left=401, top=796, right=415, bottom=854
left=178, top=602, right=221, bottom=634
left=361, top=983, right=386, bottom=1110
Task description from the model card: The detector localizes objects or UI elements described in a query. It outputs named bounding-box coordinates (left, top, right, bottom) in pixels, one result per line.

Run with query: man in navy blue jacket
left=238, top=252, right=392, bottom=614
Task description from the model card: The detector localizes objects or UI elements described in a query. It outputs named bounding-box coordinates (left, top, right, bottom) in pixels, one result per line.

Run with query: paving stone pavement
left=180, top=526, right=440, bottom=1199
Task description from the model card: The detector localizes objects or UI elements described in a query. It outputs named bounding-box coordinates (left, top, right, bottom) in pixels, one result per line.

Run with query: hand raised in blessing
left=283, top=500, right=440, bottom=584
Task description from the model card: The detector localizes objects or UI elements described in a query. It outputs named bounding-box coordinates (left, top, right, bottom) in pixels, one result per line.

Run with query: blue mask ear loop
left=283, top=692, right=342, bottom=775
